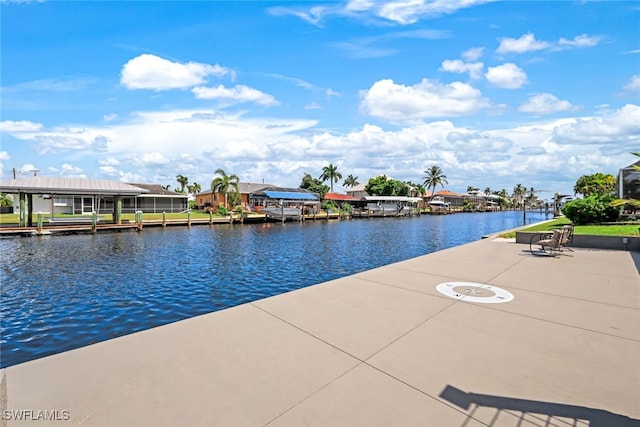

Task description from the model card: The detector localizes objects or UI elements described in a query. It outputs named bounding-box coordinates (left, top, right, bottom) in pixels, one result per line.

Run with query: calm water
left=0, top=210, right=549, bottom=367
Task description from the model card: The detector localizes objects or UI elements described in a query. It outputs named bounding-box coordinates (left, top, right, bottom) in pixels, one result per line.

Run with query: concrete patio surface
left=1, top=238, right=639, bottom=426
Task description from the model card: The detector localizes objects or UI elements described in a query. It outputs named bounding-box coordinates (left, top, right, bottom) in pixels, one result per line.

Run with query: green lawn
left=0, top=211, right=231, bottom=224
left=499, top=217, right=640, bottom=238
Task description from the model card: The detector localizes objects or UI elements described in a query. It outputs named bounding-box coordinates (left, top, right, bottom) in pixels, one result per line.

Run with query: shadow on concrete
left=630, top=251, right=640, bottom=275
left=439, top=385, right=640, bottom=427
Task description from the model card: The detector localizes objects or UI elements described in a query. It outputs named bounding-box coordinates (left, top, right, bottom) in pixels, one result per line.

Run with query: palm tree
left=187, top=182, right=202, bottom=195
left=319, top=163, right=342, bottom=194
left=211, top=168, right=239, bottom=209
left=343, top=174, right=359, bottom=189
left=513, top=184, right=526, bottom=209
left=422, top=165, right=448, bottom=200
left=176, top=174, right=189, bottom=193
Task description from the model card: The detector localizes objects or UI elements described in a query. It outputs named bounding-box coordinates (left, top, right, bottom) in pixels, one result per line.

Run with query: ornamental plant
left=561, top=195, right=619, bottom=225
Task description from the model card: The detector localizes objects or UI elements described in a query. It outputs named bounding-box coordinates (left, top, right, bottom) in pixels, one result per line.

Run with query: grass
left=499, top=217, right=640, bottom=238
left=0, top=211, right=232, bottom=224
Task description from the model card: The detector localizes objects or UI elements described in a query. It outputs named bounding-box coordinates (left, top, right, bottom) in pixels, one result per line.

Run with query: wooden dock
left=0, top=212, right=353, bottom=237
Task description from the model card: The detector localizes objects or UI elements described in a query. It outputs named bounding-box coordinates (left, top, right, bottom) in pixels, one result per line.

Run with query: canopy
left=263, top=191, right=318, bottom=201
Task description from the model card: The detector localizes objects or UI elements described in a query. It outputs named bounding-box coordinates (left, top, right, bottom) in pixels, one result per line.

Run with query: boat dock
left=1, top=237, right=638, bottom=426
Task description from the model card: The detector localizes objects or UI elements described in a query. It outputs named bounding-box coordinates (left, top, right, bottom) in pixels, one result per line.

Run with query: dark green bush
left=561, top=195, right=618, bottom=225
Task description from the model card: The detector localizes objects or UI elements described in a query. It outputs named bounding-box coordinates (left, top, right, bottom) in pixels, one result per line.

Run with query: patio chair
left=529, top=227, right=572, bottom=257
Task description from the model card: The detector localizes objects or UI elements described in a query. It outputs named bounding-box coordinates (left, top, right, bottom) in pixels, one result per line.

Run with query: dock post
left=92, top=212, right=98, bottom=234
left=162, top=212, right=166, bottom=227
left=36, top=212, right=43, bottom=234
left=19, top=193, right=27, bottom=227
left=209, top=211, right=213, bottom=225
left=136, top=210, right=143, bottom=231
left=188, top=210, right=192, bottom=227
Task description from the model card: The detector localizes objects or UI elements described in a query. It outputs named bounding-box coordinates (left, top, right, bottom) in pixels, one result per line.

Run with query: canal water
left=0, top=210, right=549, bottom=367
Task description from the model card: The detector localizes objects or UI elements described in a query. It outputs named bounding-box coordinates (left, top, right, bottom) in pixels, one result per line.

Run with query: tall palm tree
left=422, top=165, right=448, bottom=200
left=319, top=163, right=342, bottom=193
left=211, top=168, right=239, bottom=209
left=176, top=174, right=189, bottom=193
left=343, top=174, right=359, bottom=189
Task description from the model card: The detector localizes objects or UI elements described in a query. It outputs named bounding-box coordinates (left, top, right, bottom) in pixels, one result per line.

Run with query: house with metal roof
left=0, top=177, right=189, bottom=226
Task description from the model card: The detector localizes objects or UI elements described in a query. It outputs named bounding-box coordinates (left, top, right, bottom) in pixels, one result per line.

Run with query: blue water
left=0, top=210, right=549, bottom=367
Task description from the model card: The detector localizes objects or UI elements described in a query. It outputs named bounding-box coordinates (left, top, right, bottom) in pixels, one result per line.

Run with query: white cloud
left=104, top=114, right=118, bottom=122
left=440, top=59, right=484, bottom=80
left=557, top=34, right=601, bottom=48
left=271, top=0, right=494, bottom=26
left=497, top=32, right=601, bottom=55
left=0, top=151, right=10, bottom=161
left=138, top=152, right=170, bottom=166
left=377, top=0, right=495, bottom=25
left=360, top=78, right=491, bottom=121
left=120, top=54, right=231, bottom=91
left=552, top=104, right=640, bottom=145
left=485, top=63, right=528, bottom=89
left=191, top=85, right=278, bottom=106
left=623, top=74, right=640, bottom=92
left=0, top=120, right=43, bottom=132
left=60, top=163, right=84, bottom=176
left=8, top=103, right=639, bottom=196
left=497, top=33, right=551, bottom=54
left=519, top=93, right=576, bottom=115
left=326, top=88, right=341, bottom=98
left=98, top=157, right=120, bottom=166
left=462, top=47, right=484, bottom=61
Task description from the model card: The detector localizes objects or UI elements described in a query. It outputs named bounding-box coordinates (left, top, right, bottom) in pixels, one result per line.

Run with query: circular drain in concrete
left=436, top=282, right=514, bottom=304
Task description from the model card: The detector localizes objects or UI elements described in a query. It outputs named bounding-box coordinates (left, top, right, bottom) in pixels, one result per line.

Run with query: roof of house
left=0, top=176, right=148, bottom=196
left=324, top=193, right=360, bottom=201
left=194, top=182, right=272, bottom=196
left=130, top=184, right=189, bottom=198
left=346, top=183, right=367, bottom=193
left=621, top=160, right=640, bottom=170
left=434, top=189, right=463, bottom=197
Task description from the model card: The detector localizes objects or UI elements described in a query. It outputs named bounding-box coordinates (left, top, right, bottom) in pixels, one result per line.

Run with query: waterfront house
left=0, top=176, right=149, bottom=226
left=618, top=160, right=640, bottom=201
left=432, top=190, right=465, bottom=209
left=194, top=182, right=273, bottom=211
left=323, top=192, right=361, bottom=208
left=345, top=183, right=368, bottom=199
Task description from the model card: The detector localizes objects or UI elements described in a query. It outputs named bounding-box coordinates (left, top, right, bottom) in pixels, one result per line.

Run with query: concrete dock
left=1, top=237, right=638, bottom=426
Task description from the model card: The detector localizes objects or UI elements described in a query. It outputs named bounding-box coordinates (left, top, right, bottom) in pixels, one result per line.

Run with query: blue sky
left=1, top=0, right=639, bottom=198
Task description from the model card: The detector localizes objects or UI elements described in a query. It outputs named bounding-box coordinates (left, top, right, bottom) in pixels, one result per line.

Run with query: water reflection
left=0, top=211, right=549, bottom=367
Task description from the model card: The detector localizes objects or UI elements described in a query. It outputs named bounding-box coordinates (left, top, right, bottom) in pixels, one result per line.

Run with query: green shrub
left=561, top=195, right=618, bottom=225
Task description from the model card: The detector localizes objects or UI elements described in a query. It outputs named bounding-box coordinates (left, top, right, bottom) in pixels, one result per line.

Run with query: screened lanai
left=0, top=177, right=148, bottom=226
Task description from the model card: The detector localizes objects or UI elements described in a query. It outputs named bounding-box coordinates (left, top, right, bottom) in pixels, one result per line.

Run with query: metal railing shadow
left=440, top=385, right=639, bottom=427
